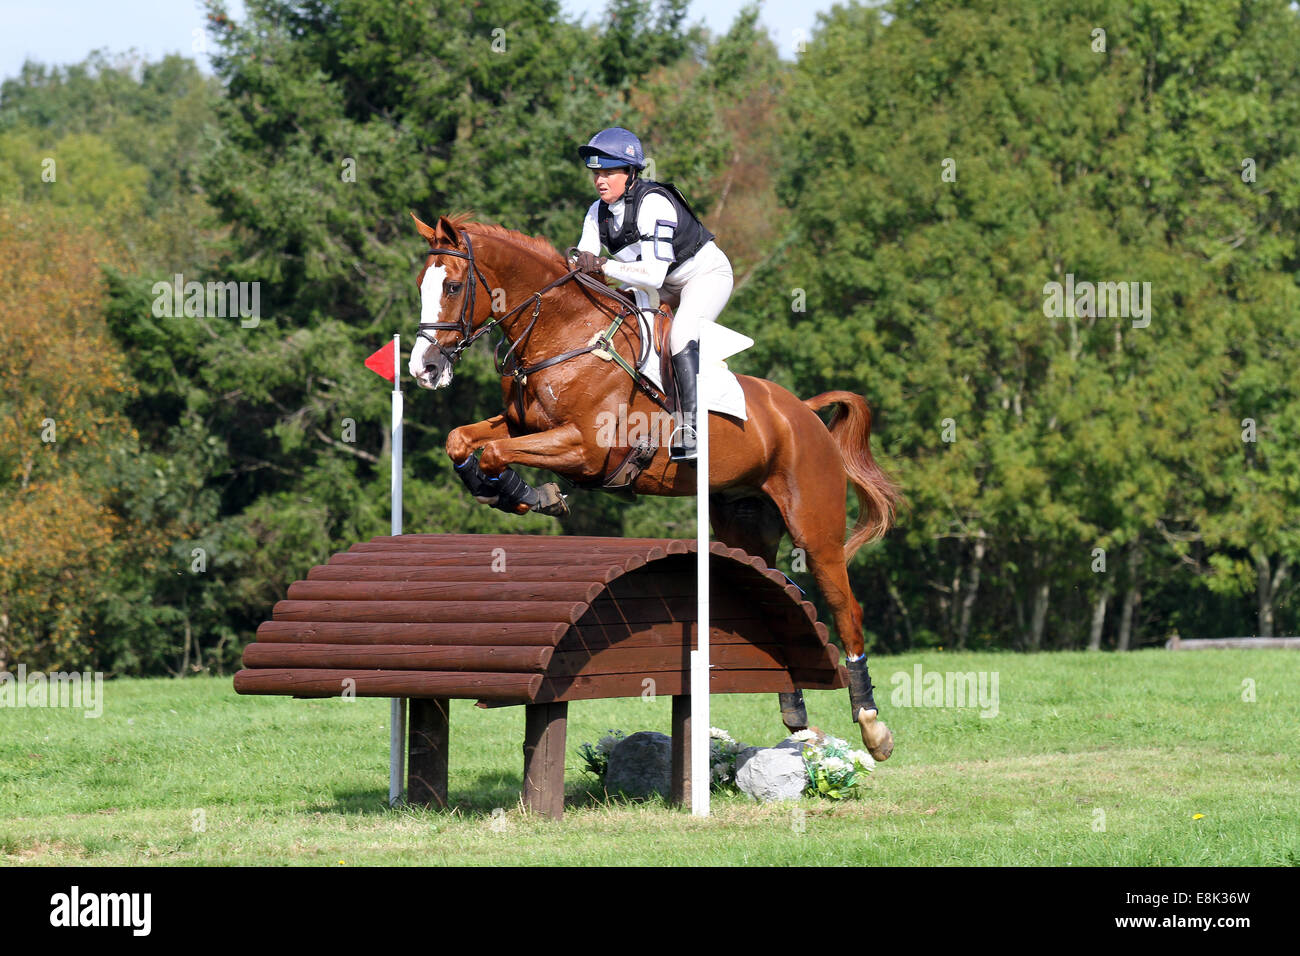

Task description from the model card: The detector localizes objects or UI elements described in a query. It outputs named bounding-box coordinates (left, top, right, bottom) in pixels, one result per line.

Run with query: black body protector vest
left=597, top=178, right=715, bottom=277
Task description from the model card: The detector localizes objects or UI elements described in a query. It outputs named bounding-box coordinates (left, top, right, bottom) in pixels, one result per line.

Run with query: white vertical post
left=389, top=333, right=406, bottom=807
left=691, top=361, right=710, bottom=817
left=687, top=325, right=751, bottom=818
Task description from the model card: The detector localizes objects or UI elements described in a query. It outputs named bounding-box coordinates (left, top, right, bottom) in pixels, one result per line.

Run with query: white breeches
left=662, top=242, right=733, bottom=354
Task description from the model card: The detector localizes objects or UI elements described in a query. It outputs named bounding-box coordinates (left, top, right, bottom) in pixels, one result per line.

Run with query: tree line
left=1, top=0, right=1297, bottom=675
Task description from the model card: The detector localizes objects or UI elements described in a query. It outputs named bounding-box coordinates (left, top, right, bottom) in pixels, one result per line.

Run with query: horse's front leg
left=446, top=415, right=556, bottom=515
left=479, top=422, right=593, bottom=476
left=454, top=423, right=591, bottom=518
left=446, top=414, right=511, bottom=463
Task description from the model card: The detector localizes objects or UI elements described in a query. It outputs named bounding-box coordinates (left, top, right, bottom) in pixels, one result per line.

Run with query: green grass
left=1, top=650, right=1296, bottom=865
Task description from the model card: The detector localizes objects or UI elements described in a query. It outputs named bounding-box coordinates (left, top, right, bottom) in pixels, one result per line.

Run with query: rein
left=416, top=235, right=672, bottom=416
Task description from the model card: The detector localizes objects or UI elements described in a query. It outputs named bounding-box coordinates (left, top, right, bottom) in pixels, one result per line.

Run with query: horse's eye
left=445, top=282, right=463, bottom=296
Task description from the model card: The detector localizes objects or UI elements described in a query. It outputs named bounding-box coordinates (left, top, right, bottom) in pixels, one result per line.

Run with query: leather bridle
left=414, top=230, right=498, bottom=367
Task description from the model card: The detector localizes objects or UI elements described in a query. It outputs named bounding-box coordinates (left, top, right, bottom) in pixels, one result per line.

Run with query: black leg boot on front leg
left=454, top=455, right=504, bottom=505
left=670, top=340, right=699, bottom=462
left=454, top=455, right=568, bottom=518
left=846, top=656, right=893, bottom=761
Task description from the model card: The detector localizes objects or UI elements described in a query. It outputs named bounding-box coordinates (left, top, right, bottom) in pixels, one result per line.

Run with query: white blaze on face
left=410, top=264, right=453, bottom=389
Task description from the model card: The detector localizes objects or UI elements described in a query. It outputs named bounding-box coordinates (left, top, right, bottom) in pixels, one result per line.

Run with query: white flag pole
left=389, top=333, right=406, bottom=807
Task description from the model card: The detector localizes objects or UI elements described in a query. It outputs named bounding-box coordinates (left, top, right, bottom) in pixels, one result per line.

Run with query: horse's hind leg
left=709, top=492, right=784, bottom=565
left=762, top=482, right=894, bottom=761
left=710, top=493, right=809, bottom=734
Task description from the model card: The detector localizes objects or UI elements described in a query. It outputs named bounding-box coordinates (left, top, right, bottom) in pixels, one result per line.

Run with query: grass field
left=1, top=650, right=1296, bottom=866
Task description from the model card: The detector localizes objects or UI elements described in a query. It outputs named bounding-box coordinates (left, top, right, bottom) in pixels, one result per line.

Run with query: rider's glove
left=573, top=251, right=607, bottom=277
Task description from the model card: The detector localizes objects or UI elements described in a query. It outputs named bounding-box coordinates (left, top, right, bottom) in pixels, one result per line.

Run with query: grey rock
left=735, top=740, right=809, bottom=802
left=736, top=735, right=804, bottom=774
left=605, top=731, right=673, bottom=799
left=735, top=745, right=761, bottom=775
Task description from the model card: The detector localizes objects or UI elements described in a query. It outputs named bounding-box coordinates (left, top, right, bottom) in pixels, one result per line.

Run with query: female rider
left=569, top=127, right=733, bottom=462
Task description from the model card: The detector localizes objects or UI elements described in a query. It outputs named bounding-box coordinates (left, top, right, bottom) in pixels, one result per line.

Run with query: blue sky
left=560, top=0, right=842, bottom=58
left=0, top=0, right=843, bottom=81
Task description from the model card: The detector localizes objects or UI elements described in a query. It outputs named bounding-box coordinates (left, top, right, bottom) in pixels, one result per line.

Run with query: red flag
left=364, top=339, right=397, bottom=382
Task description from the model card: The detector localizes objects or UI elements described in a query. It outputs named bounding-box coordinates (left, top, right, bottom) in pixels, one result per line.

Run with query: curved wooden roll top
left=233, top=533, right=846, bottom=704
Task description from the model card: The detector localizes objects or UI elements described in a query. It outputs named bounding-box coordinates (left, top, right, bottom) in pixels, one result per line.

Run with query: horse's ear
left=435, top=215, right=461, bottom=247
left=410, top=211, right=439, bottom=245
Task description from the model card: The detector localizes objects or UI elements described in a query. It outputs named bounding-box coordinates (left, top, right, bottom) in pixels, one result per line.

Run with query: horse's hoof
left=856, top=708, right=893, bottom=761
left=533, top=482, right=569, bottom=518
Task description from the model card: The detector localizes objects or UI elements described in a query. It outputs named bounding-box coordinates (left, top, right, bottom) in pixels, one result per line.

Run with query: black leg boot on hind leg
left=779, top=691, right=808, bottom=733
left=846, top=656, right=894, bottom=761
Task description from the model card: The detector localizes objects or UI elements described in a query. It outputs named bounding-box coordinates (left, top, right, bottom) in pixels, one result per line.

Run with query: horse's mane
left=447, top=211, right=567, bottom=269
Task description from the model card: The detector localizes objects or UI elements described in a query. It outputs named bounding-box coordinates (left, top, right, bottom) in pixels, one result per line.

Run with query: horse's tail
left=803, top=391, right=904, bottom=560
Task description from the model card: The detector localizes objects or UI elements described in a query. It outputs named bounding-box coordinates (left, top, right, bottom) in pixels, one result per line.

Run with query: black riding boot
left=670, top=340, right=699, bottom=462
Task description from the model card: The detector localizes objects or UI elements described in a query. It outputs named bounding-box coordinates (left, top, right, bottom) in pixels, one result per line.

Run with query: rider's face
left=593, top=167, right=630, bottom=202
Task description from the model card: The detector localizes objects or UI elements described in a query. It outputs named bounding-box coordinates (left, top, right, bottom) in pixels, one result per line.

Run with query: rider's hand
left=573, top=251, right=607, bottom=276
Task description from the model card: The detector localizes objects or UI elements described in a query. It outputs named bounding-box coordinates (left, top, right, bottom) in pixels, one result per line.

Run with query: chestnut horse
left=407, top=213, right=902, bottom=759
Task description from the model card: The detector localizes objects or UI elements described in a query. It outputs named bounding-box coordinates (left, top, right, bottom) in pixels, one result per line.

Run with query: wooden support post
left=407, top=697, right=450, bottom=808
left=523, top=701, right=568, bottom=819
left=671, top=694, right=692, bottom=807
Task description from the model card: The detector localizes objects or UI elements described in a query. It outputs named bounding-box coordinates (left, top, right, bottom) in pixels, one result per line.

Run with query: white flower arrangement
left=709, top=726, right=747, bottom=788
left=847, top=749, right=876, bottom=771
left=800, top=732, right=873, bottom=799
left=577, top=729, right=626, bottom=778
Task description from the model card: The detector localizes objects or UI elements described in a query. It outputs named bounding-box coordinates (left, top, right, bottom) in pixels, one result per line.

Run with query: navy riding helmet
left=578, top=127, right=647, bottom=170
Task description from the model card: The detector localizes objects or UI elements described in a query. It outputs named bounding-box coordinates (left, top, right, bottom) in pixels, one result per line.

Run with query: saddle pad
left=627, top=288, right=749, bottom=422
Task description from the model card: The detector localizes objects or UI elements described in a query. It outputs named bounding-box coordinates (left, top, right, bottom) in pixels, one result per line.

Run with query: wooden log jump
left=234, top=533, right=845, bottom=818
